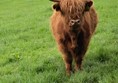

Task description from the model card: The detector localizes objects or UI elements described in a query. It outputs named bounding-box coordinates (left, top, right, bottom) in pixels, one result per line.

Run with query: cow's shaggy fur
left=50, top=0, right=98, bottom=75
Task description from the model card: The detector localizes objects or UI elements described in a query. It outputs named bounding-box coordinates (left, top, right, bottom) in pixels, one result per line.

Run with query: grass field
left=0, top=0, right=118, bottom=83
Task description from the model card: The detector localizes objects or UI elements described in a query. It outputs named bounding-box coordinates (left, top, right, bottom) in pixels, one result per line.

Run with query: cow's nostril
left=76, top=19, right=80, bottom=23
left=77, top=20, right=80, bottom=23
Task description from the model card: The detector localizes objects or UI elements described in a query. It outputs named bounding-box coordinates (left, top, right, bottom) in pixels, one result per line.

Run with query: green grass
left=0, top=0, right=118, bottom=83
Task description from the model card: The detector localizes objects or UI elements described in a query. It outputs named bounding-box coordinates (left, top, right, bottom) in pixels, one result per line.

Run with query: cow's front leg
left=74, top=36, right=90, bottom=71
left=74, top=55, right=83, bottom=71
left=58, top=43, right=73, bottom=76
left=63, top=54, right=73, bottom=76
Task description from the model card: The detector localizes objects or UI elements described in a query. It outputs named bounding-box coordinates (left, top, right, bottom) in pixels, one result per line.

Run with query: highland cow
left=50, top=0, right=98, bottom=75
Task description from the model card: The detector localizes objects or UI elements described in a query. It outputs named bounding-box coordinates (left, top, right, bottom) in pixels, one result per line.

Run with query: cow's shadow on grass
left=84, top=47, right=115, bottom=73
left=81, top=47, right=118, bottom=83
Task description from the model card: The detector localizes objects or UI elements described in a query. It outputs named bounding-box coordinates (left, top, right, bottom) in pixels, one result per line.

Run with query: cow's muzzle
left=69, top=19, right=80, bottom=28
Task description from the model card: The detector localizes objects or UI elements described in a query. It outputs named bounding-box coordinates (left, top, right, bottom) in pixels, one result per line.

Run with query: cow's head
left=50, top=0, right=93, bottom=30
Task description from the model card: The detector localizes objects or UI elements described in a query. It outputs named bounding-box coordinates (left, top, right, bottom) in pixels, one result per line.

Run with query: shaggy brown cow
left=50, top=0, right=98, bottom=75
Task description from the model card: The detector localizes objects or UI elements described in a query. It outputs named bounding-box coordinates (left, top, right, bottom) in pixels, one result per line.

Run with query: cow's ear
left=85, top=0, right=93, bottom=11
left=53, top=3, right=60, bottom=11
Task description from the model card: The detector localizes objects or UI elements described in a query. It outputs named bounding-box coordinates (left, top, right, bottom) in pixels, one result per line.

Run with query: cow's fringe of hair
left=60, top=0, right=85, bottom=15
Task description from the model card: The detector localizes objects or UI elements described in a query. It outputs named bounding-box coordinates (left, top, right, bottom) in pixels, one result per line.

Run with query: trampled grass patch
left=0, top=0, right=118, bottom=83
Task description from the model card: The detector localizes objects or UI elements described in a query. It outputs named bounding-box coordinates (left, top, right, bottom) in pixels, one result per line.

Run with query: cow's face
left=51, top=0, right=93, bottom=30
